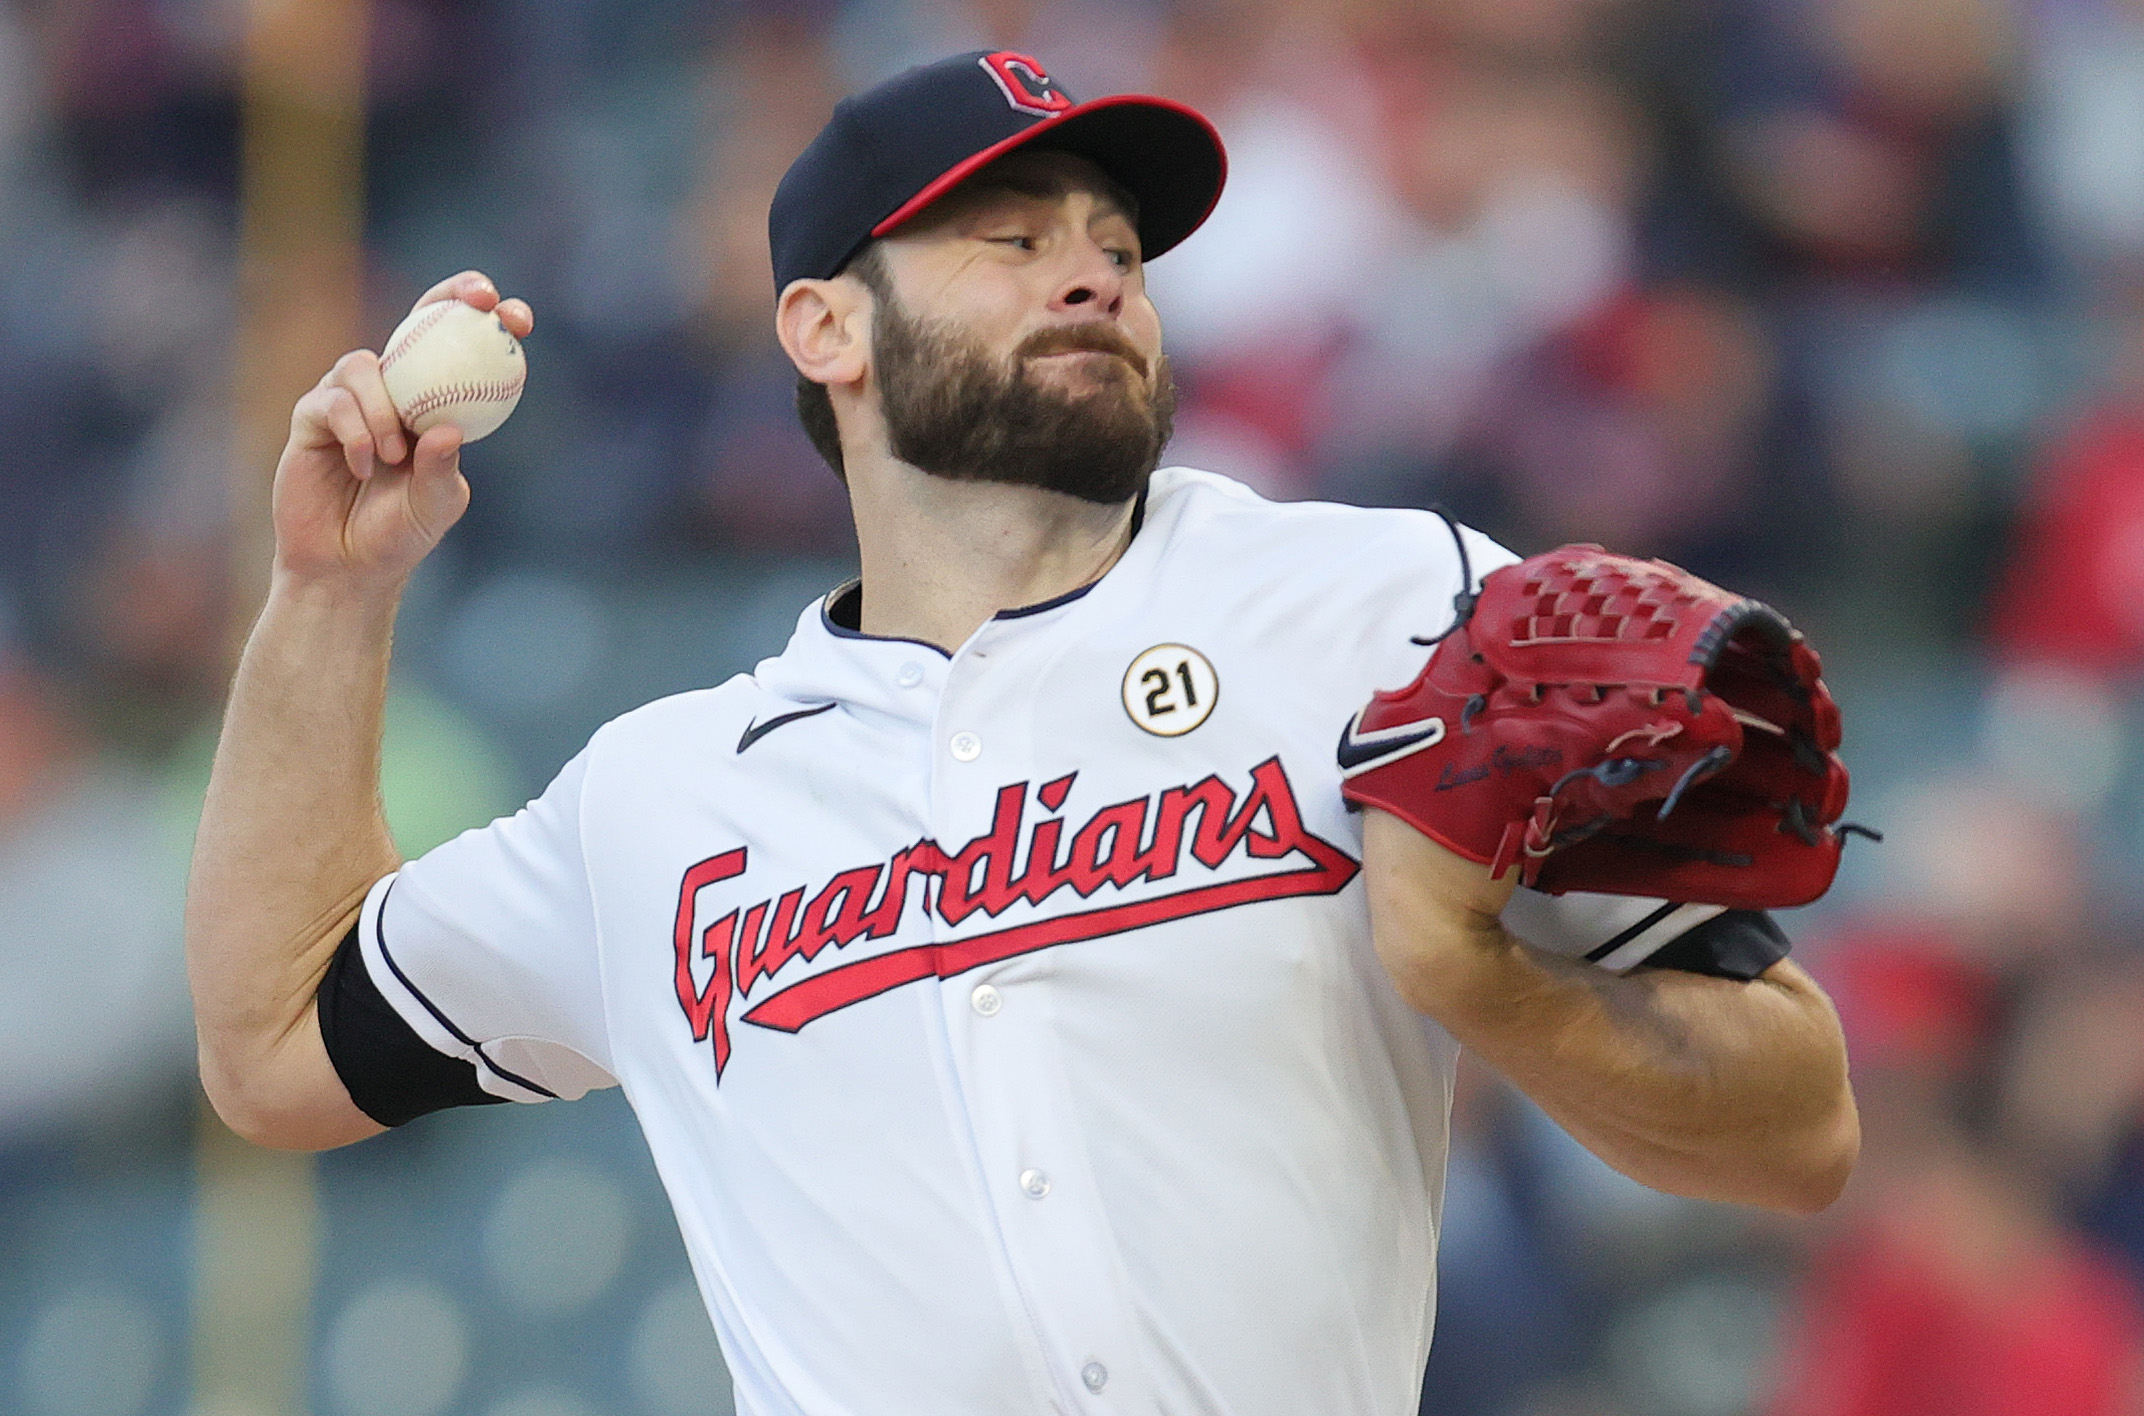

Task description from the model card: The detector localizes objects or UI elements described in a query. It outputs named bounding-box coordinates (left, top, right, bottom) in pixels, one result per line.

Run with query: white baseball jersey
left=349, top=467, right=1737, bottom=1416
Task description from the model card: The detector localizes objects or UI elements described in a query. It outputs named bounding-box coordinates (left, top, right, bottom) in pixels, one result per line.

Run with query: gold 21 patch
left=1122, top=645, right=1218, bottom=737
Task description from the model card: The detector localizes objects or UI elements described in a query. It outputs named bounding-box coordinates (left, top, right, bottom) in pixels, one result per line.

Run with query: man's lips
left=1026, top=350, right=1143, bottom=391
left=1019, top=328, right=1150, bottom=379
left=1023, top=348, right=1147, bottom=383
left=1032, top=348, right=1132, bottom=366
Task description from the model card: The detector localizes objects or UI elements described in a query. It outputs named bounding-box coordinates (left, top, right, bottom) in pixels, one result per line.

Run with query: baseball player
left=188, top=51, right=1858, bottom=1416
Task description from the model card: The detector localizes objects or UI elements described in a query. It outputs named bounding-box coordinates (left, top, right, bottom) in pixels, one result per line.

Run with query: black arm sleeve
left=317, top=922, right=505, bottom=1126
left=1637, top=909, right=1792, bottom=982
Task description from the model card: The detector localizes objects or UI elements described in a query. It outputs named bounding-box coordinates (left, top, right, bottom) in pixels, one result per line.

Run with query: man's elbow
left=200, top=1067, right=324, bottom=1151
left=1705, top=1083, right=1859, bottom=1215
left=1735, top=964, right=1860, bottom=1214
left=1765, top=1089, right=1861, bottom=1215
left=197, top=1049, right=381, bottom=1153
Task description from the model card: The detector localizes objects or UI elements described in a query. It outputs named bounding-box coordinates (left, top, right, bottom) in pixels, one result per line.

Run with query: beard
left=872, top=292, right=1176, bottom=505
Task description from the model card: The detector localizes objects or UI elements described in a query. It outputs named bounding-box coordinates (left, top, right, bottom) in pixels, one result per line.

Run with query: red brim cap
left=770, top=51, right=1228, bottom=292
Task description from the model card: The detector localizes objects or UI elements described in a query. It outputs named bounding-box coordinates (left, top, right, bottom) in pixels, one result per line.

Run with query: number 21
left=1141, top=661, right=1199, bottom=717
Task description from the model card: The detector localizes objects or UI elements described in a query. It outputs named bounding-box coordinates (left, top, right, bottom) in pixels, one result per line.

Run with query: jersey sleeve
left=317, top=920, right=503, bottom=1126
left=1342, top=510, right=1522, bottom=699
left=1500, top=888, right=1791, bottom=981
left=343, top=748, right=620, bottom=1107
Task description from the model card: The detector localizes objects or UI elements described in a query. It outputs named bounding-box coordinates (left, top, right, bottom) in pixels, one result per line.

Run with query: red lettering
left=802, top=865, right=885, bottom=957
left=672, top=848, right=748, bottom=1075
left=937, top=784, right=1027, bottom=924
left=861, top=846, right=930, bottom=938
left=705, top=906, right=764, bottom=1077
left=748, top=759, right=1361, bottom=1036
left=673, top=849, right=746, bottom=1038
left=1067, top=798, right=1151, bottom=895
left=738, top=888, right=808, bottom=997
left=1148, top=777, right=1237, bottom=877
left=1239, top=758, right=1310, bottom=859
left=1016, top=816, right=1076, bottom=903
left=677, top=757, right=1363, bottom=1082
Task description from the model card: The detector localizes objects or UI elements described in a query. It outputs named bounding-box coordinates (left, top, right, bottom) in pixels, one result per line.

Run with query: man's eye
left=1108, top=248, right=1137, bottom=270
left=989, top=234, right=1036, bottom=250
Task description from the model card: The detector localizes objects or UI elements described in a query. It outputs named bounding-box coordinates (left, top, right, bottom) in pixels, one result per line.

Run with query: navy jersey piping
left=993, top=485, right=1148, bottom=619
left=822, top=486, right=1149, bottom=635
left=1585, top=901, right=1682, bottom=962
left=373, top=880, right=560, bottom=1100
left=821, top=582, right=956, bottom=657
left=994, top=581, right=1099, bottom=620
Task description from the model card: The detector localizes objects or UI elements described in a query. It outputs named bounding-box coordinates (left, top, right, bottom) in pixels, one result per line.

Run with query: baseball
left=377, top=298, right=527, bottom=443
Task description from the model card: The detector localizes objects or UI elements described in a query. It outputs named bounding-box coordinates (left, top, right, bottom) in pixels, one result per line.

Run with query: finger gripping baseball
left=1339, top=545, right=1858, bottom=910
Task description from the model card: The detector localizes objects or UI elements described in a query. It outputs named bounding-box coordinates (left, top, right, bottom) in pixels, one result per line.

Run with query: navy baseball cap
left=769, top=50, right=1227, bottom=292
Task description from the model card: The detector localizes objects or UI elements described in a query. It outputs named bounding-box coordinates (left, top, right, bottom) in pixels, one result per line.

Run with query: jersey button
left=949, top=731, right=983, bottom=761
left=1019, top=1168, right=1051, bottom=1199
left=971, top=984, right=1002, bottom=1016
left=1081, top=1362, right=1109, bottom=1393
left=896, top=662, right=924, bottom=688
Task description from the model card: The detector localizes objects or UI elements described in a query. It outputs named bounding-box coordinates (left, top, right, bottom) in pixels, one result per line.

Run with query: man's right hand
left=273, top=270, right=535, bottom=589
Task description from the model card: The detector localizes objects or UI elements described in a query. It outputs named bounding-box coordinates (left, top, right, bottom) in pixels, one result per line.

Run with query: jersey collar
left=817, top=485, right=1149, bottom=643
left=756, top=477, right=1176, bottom=723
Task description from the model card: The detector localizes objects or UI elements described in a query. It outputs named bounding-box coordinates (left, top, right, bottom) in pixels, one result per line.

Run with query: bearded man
left=188, top=51, right=1856, bottom=1416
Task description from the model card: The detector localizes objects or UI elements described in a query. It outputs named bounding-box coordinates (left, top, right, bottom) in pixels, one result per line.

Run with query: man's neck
left=845, top=457, right=1140, bottom=652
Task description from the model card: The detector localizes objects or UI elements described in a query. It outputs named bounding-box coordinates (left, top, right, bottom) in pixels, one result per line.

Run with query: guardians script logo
left=672, top=757, right=1358, bottom=1079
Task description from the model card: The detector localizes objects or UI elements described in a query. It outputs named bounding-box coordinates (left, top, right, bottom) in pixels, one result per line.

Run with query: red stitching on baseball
left=401, top=370, right=527, bottom=420
left=379, top=301, right=458, bottom=372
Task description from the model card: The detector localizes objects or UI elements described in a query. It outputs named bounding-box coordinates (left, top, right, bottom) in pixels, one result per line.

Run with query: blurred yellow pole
left=198, top=0, right=370, bottom=1411
left=226, top=0, right=372, bottom=626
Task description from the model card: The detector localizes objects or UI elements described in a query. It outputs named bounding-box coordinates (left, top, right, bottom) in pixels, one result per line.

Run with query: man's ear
left=775, top=276, right=870, bottom=392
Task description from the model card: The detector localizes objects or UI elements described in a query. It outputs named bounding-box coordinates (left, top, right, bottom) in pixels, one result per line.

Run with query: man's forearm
left=1431, top=936, right=1853, bottom=1210
left=185, top=572, right=403, bottom=1135
left=1363, top=811, right=1857, bottom=1213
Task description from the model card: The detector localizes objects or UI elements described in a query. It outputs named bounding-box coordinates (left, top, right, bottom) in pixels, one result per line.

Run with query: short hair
left=793, top=243, right=891, bottom=483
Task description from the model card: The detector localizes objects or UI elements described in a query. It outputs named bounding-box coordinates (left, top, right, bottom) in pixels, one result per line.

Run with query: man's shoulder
left=1147, top=466, right=1512, bottom=574
left=579, top=676, right=764, bottom=765
left=1152, top=465, right=1454, bottom=536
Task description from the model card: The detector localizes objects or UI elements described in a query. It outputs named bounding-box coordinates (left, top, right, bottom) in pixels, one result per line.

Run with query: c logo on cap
left=980, top=52, right=1073, bottom=117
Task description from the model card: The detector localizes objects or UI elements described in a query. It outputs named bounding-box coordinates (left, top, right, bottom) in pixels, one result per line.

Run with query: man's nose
left=1052, top=237, right=1126, bottom=318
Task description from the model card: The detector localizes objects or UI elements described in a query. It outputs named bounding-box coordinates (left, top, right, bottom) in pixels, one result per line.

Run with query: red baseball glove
left=1339, top=542, right=1870, bottom=910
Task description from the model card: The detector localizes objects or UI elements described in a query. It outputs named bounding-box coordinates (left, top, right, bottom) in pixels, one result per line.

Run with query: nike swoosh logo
left=1336, top=709, right=1447, bottom=777
left=737, top=702, right=837, bottom=754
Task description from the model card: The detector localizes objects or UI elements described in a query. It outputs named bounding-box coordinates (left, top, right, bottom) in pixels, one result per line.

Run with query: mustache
left=1017, top=324, right=1150, bottom=380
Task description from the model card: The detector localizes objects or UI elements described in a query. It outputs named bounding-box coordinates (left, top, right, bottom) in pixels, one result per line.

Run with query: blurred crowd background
left=7, top=0, right=2144, bottom=1412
